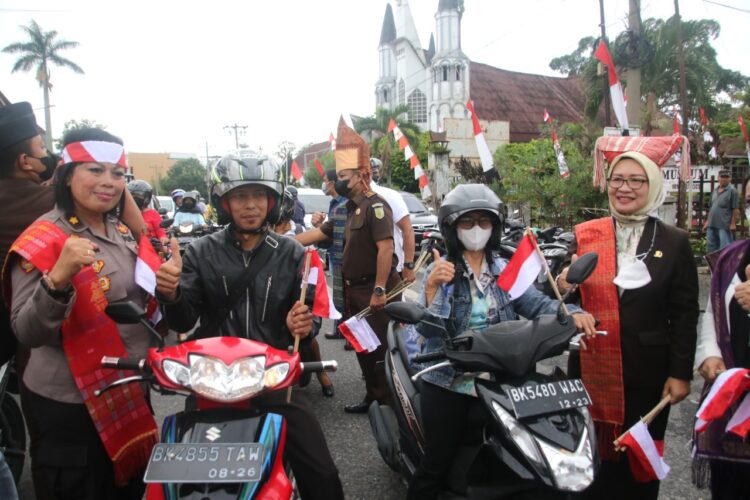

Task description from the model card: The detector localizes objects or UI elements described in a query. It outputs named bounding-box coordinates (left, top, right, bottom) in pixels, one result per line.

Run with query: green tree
left=355, top=105, right=421, bottom=186
left=54, top=118, right=106, bottom=151
left=159, top=158, right=207, bottom=198
left=3, top=20, right=84, bottom=149
left=550, top=18, right=747, bottom=131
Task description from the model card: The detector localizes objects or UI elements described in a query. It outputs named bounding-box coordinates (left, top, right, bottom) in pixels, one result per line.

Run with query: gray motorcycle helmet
left=209, top=153, right=283, bottom=225
left=438, top=184, right=505, bottom=261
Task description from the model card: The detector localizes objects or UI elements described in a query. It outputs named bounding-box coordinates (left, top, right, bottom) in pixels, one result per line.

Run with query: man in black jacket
left=155, top=153, right=344, bottom=500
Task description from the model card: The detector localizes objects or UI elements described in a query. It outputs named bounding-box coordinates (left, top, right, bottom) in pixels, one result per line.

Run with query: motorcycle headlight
left=491, top=401, right=545, bottom=467
left=161, top=354, right=290, bottom=402
left=537, top=428, right=595, bottom=492
left=179, top=224, right=193, bottom=234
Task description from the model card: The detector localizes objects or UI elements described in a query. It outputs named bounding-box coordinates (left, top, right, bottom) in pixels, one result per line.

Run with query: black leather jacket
left=159, top=226, right=308, bottom=350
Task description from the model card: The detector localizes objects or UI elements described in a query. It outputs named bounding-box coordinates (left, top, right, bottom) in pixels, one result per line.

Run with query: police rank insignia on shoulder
left=373, top=203, right=385, bottom=220
left=68, top=216, right=79, bottom=225
left=99, top=275, right=111, bottom=292
left=92, top=260, right=105, bottom=274
left=18, top=258, right=34, bottom=273
left=116, top=224, right=129, bottom=234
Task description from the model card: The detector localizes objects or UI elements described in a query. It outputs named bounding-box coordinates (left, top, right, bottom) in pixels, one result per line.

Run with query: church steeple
left=379, top=4, right=396, bottom=46
left=430, top=0, right=469, bottom=130
left=395, top=0, right=422, bottom=50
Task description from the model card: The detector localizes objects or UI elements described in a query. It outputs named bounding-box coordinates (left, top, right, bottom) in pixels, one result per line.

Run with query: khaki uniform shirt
left=9, top=207, right=151, bottom=404
left=321, top=191, right=394, bottom=280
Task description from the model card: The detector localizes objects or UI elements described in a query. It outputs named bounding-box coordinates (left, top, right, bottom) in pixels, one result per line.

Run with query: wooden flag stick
left=613, top=394, right=672, bottom=450
left=288, top=250, right=313, bottom=402
left=527, top=228, right=569, bottom=315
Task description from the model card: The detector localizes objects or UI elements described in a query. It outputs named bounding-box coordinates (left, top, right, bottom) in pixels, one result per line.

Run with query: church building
left=375, top=1, right=586, bottom=197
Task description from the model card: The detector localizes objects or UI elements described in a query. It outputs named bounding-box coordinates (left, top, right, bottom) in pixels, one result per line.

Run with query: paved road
left=15, top=270, right=714, bottom=499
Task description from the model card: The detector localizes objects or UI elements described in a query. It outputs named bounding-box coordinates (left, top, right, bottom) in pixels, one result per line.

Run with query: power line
left=702, top=0, right=750, bottom=14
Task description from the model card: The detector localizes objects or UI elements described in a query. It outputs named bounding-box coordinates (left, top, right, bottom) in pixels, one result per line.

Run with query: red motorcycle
left=97, top=300, right=337, bottom=500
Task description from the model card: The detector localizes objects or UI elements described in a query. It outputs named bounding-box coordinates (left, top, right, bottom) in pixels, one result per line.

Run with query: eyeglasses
left=457, top=216, right=493, bottom=230
left=607, top=177, right=649, bottom=190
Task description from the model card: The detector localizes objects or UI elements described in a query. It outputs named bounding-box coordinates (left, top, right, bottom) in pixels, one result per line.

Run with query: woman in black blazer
left=560, top=146, right=698, bottom=500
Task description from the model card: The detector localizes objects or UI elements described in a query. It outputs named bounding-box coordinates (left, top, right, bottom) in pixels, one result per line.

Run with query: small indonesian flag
left=290, top=160, right=303, bottom=182
left=543, top=109, right=551, bottom=123
left=466, top=99, right=495, bottom=174
left=135, top=234, right=162, bottom=324
left=338, top=316, right=380, bottom=353
left=329, top=132, right=336, bottom=151
left=695, top=368, right=750, bottom=433
left=673, top=108, right=681, bottom=135
left=315, top=159, right=325, bottom=177
left=496, top=234, right=544, bottom=299
left=304, top=249, right=341, bottom=320
left=594, top=40, right=629, bottom=132
left=619, top=421, right=670, bottom=482
left=726, top=393, right=750, bottom=438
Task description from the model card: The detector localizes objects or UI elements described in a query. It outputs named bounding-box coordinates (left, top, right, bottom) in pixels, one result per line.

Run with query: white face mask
left=613, top=258, right=652, bottom=290
left=457, top=226, right=492, bottom=251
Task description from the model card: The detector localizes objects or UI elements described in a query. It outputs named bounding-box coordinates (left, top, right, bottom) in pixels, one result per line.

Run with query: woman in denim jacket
left=407, top=184, right=596, bottom=499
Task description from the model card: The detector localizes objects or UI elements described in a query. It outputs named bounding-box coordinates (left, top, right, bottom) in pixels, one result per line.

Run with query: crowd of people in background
left=1, top=100, right=750, bottom=500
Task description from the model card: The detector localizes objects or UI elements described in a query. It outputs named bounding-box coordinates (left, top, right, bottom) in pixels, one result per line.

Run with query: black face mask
left=29, top=153, right=58, bottom=181
left=335, top=178, right=354, bottom=198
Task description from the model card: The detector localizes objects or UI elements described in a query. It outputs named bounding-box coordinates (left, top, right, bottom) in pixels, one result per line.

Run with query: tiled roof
left=469, top=61, right=586, bottom=142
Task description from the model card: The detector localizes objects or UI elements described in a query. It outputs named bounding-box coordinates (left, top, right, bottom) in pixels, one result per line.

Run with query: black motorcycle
left=368, top=253, right=600, bottom=499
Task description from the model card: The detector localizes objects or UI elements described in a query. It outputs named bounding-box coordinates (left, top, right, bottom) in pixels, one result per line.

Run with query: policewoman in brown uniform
left=297, top=117, right=400, bottom=413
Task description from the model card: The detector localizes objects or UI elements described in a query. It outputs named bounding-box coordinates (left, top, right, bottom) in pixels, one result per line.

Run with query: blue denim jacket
left=408, top=255, right=581, bottom=390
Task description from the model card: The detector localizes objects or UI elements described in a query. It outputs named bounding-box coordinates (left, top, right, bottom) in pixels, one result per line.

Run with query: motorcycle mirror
left=159, top=218, right=174, bottom=228
left=158, top=207, right=168, bottom=216
left=106, top=301, right=146, bottom=324
left=566, top=252, right=598, bottom=285
left=385, top=302, right=426, bottom=324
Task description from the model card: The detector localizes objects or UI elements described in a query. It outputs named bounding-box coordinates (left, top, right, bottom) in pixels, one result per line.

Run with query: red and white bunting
left=695, top=368, right=750, bottom=433
left=303, top=249, right=341, bottom=320
left=390, top=119, right=431, bottom=198
left=496, top=234, right=544, bottom=299
left=739, top=115, right=750, bottom=165
left=338, top=316, right=380, bottom=353
left=329, top=132, right=336, bottom=151
left=543, top=109, right=551, bottom=123
left=619, top=421, right=670, bottom=482
left=314, top=159, right=325, bottom=177
left=290, top=160, right=303, bottom=182
left=466, top=99, right=495, bottom=173
left=594, top=40, right=629, bottom=132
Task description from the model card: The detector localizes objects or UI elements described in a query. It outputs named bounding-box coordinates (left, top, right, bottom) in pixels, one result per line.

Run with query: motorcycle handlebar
left=411, top=350, right=446, bottom=364
left=101, top=356, right=146, bottom=372
left=301, top=361, right=338, bottom=373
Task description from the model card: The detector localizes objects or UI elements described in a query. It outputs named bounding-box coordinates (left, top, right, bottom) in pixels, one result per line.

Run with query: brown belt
left=344, top=275, right=376, bottom=286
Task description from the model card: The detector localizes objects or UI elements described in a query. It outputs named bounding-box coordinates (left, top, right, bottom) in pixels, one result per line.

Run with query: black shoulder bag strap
left=198, top=233, right=280, bottom=337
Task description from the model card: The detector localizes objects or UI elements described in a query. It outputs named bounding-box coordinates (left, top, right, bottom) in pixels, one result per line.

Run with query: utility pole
left=223, top=124, right=248, bottom=150
left=674, top=0, right=690, bottom=230
left=598, top=0, right=611, bottom=127
left=626, top=0, right=642, bottom=127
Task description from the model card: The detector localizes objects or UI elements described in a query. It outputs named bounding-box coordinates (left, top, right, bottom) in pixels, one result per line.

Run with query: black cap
left=0, top=102, right=40, bottom=151
left=719, top=169, right=731, bottom=177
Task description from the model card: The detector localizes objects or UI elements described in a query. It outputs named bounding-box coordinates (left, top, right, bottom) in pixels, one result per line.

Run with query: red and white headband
left=62, top=141, right=127, bottom=168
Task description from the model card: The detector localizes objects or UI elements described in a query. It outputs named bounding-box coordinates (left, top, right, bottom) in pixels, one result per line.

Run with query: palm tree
left=3, top=20, right=84, bottom=149
left=354, top=105, right=421, bottom=185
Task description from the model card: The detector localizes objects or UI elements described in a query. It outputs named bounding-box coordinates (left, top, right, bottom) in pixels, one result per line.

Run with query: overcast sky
left=1, top=0, right=748, bottom=161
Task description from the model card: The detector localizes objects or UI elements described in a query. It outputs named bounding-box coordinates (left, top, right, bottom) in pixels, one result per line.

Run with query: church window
left=456, top=65, right=461, bottom=81
left=383, top=88, right=389, bottom=103
left=442, top=65, right=448, bottom=82
left=408, top=89, right=427, bottom=123
left=398, top=80, right=405, bottom=107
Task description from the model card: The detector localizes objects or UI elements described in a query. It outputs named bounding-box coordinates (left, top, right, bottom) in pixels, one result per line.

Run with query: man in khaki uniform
left=297, top=118, right=400, bottom=413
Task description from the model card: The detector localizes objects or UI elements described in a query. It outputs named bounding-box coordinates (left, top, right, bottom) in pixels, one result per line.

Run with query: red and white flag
left=740, top=115, right=750, bottom=165
left=543, top=109, right=551, bottom=123
left=496, top=234, right=544, bottom=299
left=389, top=118, right=432, bottom=198
left=135, top=234, right=162, bottom=323
left=304, top=249, right=341, bottom=320
left=466, top=99, right=495, bottom=174
left=594, top=40, right=629, bottom=132
left=695, top=368, right=750, bottom=433
left=329, top=132, right=336, bottom=151
left=338, top=316, right=380, bottom=353
left=314, top=159, right=325, bottom=177
left=726, top=392, right=750, bottom=438
left=619, top=421, right=670, bottom=482
left=290, top=160, right=303, bottom=182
